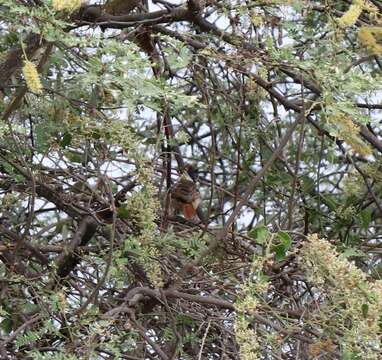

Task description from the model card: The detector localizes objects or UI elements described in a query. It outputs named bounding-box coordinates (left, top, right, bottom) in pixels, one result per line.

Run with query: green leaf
left=117, top=206, right=129, bottom=219
left=301, top=175, right=315, bottom=195
left=248, top=225, right=269, bottom=244
left=1, top=318, right=13, bottom=334
left=276, top=231, right=291, bottom=245
left=327, top=148, right=337, bottom=164
left=341, top=350, right=363, bottom=360
left=65, top=151, right=85, bottom=164
left=60, top=132, right=72, bottom=148
left=35, top=122, right=55, bottom=152
left=272, top=231, right=292, bottom=261
left=344, top=194, right=358, bottom=208
left=123, top=236, right=141, bottom=252
left=361, top=303, right=369, bottom=319
left=340, top=248, right=366, bottom=259
left=272, top=244, right=288, bottom=261
left=115, top=257, right=129, bottom=266
left=177, top=314, right=194, bottom=326
left=321, top=195, right=337, bottom=211
left=358, top=208, right=372, bottom=230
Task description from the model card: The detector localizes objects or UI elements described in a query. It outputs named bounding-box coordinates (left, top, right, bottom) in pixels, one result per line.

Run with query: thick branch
left=54, top=215, right=98, bottom=280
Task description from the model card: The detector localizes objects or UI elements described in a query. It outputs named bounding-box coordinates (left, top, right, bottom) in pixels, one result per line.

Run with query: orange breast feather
left=183, top=203, right=197, bottom=219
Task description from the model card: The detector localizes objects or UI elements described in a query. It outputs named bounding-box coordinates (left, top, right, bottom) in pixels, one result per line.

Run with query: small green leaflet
left=340, top=248, right=366, bottom=259
left=272, top=231, right=292, bottom=261
left=117, top=206, right=129, bottom=219
left=361, top=303, right=369, bottom=319
left=248, top=225, right=269, bottom=244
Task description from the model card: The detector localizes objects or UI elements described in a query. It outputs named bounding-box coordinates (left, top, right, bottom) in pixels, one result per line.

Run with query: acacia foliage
left=1, top=0, right=382, bottom=359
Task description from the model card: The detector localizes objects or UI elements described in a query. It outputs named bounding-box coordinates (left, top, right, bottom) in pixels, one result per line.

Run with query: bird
left=104, top=0, right=141, bottom=16
left=170, top=164, right=201, bottom=220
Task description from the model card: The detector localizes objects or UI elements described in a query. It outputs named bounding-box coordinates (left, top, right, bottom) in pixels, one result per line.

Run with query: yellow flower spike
left=22, top=60, right=43, bottom=94
left=52, top=0, right=83, bottom=12
left=330, top=112, right=372, bottom=156
left=358, top=27, right=382, bottom=54
left=337, top=0, right=365, bottom=28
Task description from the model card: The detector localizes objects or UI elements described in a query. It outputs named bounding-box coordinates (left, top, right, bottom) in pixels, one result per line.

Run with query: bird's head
left=183, top=163, right=198, bottom=182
